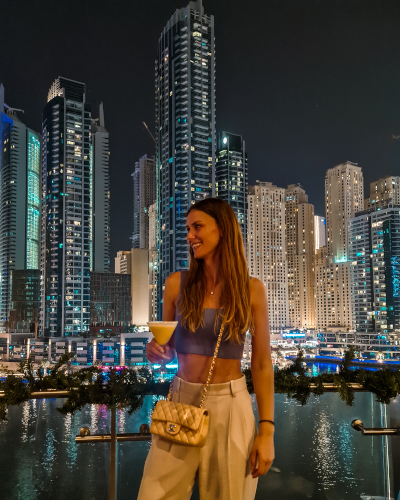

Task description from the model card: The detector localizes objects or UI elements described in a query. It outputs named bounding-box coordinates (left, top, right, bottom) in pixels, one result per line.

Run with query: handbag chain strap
left=166, top=319, right=226, bottom=409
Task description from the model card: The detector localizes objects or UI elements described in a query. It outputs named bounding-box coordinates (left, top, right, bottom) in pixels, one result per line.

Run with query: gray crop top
left=174, top=271, right=246, bottom=359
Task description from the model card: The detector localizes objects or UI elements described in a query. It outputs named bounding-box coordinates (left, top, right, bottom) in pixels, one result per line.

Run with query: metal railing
left=75, top=407, right=151, bottom=500
left=0, top=389, right=151, bottom=500
left=2, top=385, right=396, bottom=500
left=352, top=419, right=400, bottom=436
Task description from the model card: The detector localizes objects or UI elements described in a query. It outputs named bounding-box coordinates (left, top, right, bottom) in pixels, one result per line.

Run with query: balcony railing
left=1, top=383, right=398, bottom=499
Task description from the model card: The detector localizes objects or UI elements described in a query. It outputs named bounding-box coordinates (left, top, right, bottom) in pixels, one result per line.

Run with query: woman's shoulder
left=165, top=271, right=184, bottom=307
left=249, top=277, right=266, bottom=307
left=249, top=276, right=264, bottom=289
left=165, top=271, right=182, bottom=289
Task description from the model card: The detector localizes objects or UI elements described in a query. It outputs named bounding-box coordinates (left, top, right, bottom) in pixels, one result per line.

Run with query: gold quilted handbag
left=150, top=320, right=225, bottom=447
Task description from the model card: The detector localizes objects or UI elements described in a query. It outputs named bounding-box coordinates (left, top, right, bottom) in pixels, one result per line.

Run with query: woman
left=138, top=198, right=274, bottom=500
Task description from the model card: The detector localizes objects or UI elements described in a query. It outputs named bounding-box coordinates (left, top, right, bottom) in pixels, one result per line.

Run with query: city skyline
left=1, top=0, right=400, bottom=263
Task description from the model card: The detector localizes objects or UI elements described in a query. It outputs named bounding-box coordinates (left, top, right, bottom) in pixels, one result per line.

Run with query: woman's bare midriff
left=176, top=353, right=243, bottom=384
left=171, top=272, right=249, bottom=385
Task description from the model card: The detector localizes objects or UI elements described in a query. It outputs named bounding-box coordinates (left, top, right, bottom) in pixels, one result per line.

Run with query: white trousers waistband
left=172, top=374, right=248, bottom=397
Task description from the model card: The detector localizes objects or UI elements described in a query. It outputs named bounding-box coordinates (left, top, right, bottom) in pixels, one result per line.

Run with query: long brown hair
left=178, top=198, right=254, bottom=343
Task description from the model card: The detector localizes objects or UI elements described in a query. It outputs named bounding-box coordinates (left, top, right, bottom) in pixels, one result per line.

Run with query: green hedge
left=1, top=348, right=399, bottom=421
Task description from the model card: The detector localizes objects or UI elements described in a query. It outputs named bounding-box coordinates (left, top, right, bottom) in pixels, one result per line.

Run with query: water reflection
left=90, top=403, right=99, bottom=435
left=117, top=408, right=125, bottom=434
left=0, top=387, right=394, bottom=499
left=63, top=412, right=72, bottom=441
left=64, top=413, right=79, bottom=468
left=42, top=428, right=57, bottom=472
left=21, top=399, right=37, bottom=443
left=313, top=409, right=339, bottom=488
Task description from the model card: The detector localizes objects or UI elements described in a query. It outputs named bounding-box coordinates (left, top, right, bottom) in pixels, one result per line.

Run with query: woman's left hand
left=249, top=432, right=275, bottom=478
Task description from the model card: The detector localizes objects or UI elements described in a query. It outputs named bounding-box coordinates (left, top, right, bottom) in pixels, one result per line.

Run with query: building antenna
left=143, top=122, right=156, bottom=144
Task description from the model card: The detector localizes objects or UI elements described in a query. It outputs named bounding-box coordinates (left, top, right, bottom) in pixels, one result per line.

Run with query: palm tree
left=63, top=355, right=77, bottom=375
left=0, top=363, right=13, bottom=376
left=275, top=346, right=285, bottom=363
left=40, top=360, right=52, bottom=376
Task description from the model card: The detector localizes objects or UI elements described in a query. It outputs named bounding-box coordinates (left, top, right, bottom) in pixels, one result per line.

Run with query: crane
left=143, top=122, right=156, bottom=144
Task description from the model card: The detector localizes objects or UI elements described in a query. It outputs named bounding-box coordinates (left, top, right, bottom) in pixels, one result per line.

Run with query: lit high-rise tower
left=41, top=77, right=92, bottom=337
left=156, top=0, right=216, bottom=317
left=325, top=162, right=364, bottom=263
left=364, top=176, right=400, bottom=209
left=314, top=215, right=326, bottom=251
left=247, top=182, right=288, bottom=332
left=315, top=162, right=364, bottom=329
left=91, top=103, right=110, bottom=273
left=349, top=203, right=400, bottom=332
left=215, top=131, right=247, bottom=245
left=285, top=184, right=316, bottom=329
left=0, top=85, right=41, bottom=330
left=131, top=154, right=155, bottom=249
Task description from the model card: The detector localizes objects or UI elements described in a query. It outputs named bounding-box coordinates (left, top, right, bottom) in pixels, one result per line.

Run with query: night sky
left=1, top=0, right=400, bottom=268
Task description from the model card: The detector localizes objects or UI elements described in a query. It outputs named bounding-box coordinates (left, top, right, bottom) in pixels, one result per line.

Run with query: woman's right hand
left=146, top=338, right=174, bottom=363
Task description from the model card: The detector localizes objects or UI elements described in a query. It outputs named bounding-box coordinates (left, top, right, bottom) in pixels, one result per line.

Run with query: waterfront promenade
left=294, top=356, right=400, bottom=369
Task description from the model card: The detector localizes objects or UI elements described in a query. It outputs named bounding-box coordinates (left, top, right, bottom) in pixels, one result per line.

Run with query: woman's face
left=186, top=209, right=221, bottom=259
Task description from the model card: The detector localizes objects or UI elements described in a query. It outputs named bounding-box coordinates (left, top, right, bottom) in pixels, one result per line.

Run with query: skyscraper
left=216, top=131, right=247, bottom=245
left=41, top=77, right=91, bottom=337
left=285, top=184, right=315, bottom=329
left=131, top=154, right=155, bottom=249
left=364, top=176, right=400, bottom=209
left=315, top=162, right=364, bottom=329
left=247, top=182, right=288, bottom=332
left=314, top=215, right=326, bottom=251
left=0, top=83, right=4, bottom=164
left=315, top=246, right=329, bottom=329
left=156, top=0, right=216, bottom=317
left=114, top=248, right=151, bottom=326
left=0, top=86, right=41, bottom=330
left=349, top=204, right=400, bottom=332
left=115, top=251, right=131, bottom=274
left=325, top=162, right=364, bottom=263
left=91, top=103, right=110, bottom=273
left=148, top=202, right=158, bottom=321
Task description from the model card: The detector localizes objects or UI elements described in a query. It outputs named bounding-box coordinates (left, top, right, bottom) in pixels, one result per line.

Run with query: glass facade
left=349, top=204, right=400, bottom=332
left=89, top=142, right=93, bottom=271
left=0, top=117, right=13, bottom=325
left=8, top=269, right=40, bottom=330
left=215, top=131, right=248, bottom=245
left=90, top=272, right=131, bottom=329
left=91, top=107, right=111, bottom=273
left=26, top=131, right=41, bottom=269
left=131, top=155, right=155, bottom=250
left=41, top=78, right=91, bottom=337
left=0, top=105, right=41, bottom=329
left=155, top=1, right=216, bottom=317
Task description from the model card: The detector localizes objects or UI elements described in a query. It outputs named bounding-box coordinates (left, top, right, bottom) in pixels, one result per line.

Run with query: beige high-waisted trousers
left=137, top=375, right=258, bottom=500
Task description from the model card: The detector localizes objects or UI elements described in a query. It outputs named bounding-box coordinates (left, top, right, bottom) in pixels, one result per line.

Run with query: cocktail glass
left=147, top=321, right=178, bottom=370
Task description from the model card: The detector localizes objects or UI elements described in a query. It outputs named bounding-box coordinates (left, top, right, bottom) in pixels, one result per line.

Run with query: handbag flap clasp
left=166, top=421, right=181, bottom=435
